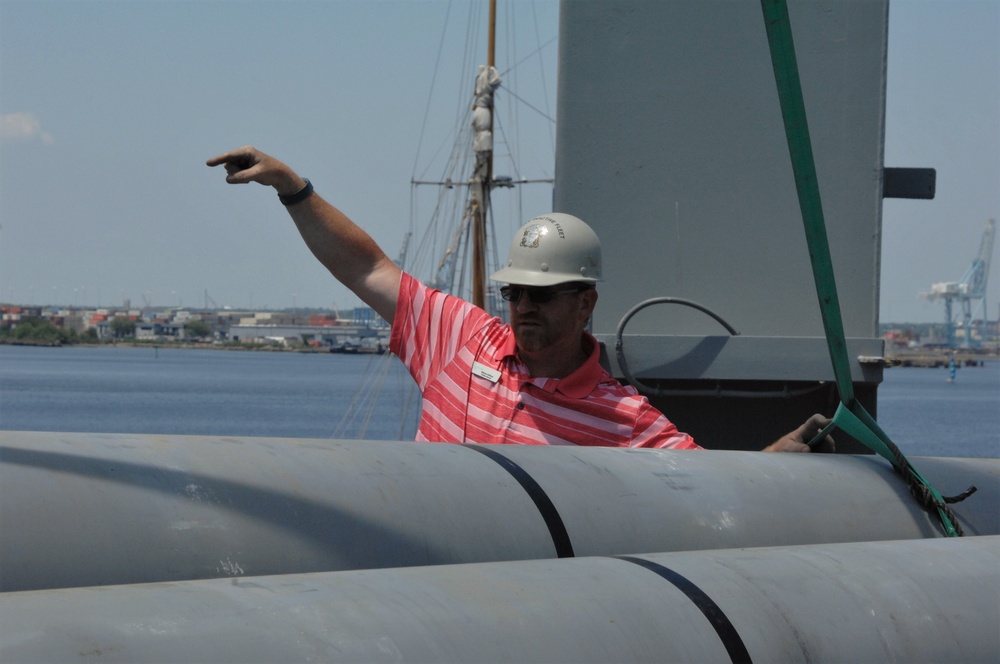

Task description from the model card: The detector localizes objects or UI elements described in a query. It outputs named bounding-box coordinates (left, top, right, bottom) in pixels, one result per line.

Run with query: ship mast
left=470, top=0, right=498, bottom=309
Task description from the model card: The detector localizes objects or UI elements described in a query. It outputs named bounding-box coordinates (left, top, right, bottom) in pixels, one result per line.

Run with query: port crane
left=922, top=218, right=995, bottom=347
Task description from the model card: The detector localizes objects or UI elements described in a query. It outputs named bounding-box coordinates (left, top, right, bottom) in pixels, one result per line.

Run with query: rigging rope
left=760, top=0, right=974, bottom=536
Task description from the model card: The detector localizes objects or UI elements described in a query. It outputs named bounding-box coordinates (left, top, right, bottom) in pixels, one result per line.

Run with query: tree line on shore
left=0, top=316, right=211, bottom=346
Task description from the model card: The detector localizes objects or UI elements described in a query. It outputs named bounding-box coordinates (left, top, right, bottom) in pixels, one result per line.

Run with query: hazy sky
left=1, top=0, right=997, bottom=324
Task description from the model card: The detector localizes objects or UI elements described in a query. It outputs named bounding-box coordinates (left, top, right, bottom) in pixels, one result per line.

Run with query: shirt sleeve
left=629, top=397, right=702, bottom=450
left=389, top=273, right=493, bottom=392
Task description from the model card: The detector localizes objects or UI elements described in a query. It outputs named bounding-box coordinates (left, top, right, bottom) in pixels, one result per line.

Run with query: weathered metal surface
left=2, top=431, right=996, bottom=592
left=2, top=537, right=996, bottom=663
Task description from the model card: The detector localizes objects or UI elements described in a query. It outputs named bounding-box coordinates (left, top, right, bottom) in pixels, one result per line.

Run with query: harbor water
left=1, top=344, right=997, bottom=457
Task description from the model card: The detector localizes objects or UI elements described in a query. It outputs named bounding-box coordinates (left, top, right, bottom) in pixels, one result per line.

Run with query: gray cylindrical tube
left=1, top=431, right=997, bottom=591
left=2, top=537, right=997, bottom=663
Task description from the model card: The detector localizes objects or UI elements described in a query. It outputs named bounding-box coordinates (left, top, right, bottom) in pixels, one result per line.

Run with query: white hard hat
left=490, top=213, right=604, bottom=286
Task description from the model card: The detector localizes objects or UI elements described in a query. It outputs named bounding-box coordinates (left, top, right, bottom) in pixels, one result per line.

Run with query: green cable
left=759, top=0, right=963, bottom=537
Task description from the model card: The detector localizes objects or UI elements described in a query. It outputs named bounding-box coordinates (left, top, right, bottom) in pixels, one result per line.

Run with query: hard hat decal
left=520, top=224, right=548, bottom=249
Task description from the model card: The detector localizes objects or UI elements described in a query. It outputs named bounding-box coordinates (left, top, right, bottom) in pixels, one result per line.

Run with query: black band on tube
left=463, top=444, right=574, bottom=558
left=616, top=555, right=752, bottom=664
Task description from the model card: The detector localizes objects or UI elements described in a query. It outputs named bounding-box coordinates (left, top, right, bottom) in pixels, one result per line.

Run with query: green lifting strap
left=759, top=0, right=965, bottom=537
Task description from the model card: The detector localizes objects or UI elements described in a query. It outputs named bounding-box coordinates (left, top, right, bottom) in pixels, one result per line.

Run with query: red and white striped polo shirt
left=389, top=273, right=700, bottom=449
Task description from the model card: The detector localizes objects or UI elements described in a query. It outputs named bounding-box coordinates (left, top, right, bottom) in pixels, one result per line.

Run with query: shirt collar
left=555, top=332, right=609, bottom=398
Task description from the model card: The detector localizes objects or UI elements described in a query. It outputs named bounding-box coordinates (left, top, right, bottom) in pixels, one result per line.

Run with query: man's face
left=503, top=284, right=597, bottom=354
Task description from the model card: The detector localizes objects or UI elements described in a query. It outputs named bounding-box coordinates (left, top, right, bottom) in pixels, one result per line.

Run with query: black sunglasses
left=499, top=284, right=590, bottom=304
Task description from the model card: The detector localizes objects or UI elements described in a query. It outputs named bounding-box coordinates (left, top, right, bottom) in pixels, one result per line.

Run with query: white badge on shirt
left=471, top=361, right=501, bottom=384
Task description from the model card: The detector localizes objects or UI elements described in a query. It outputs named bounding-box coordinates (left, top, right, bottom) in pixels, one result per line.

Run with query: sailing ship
left=404, top=0, right=555, bottom=317
left=336, top=0, right=555, bottom=439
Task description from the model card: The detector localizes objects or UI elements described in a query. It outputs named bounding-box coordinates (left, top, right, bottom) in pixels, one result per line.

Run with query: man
left=207, top=146, right=832, bottom=452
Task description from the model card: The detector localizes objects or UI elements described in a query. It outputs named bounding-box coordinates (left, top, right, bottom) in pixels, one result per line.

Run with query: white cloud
left=0, top=112, right=55, bottom=145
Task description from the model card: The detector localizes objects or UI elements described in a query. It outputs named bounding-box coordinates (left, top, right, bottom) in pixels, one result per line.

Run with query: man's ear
left=579, top=288, right=598, bottom=320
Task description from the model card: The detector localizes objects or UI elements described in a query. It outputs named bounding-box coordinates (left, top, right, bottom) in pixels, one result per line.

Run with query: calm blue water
left=1, top=345, right=997, bottom=457
left=874, top=361, right=999, bottom=458
left=0, top=345, right=420, bottom=441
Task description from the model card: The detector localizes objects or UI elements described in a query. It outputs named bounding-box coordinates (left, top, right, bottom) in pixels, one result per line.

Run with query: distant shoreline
left=0, top=339, right=329, bottom=353
left=886, top=347, right=1000, bottom=368
left=5, top=338, right=998, bottom=367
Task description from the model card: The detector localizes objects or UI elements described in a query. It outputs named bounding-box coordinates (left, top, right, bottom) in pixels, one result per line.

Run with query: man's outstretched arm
left=207, top=146, right=401, bottom=324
